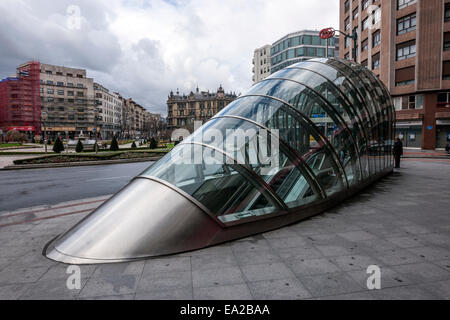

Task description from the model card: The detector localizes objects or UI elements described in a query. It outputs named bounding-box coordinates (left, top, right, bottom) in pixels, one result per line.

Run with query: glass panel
left=213, top=96, right=346, bottom=196
left=243, top=77, right=360, bottom=186
left=177, top=118, right=320, bottom=208
left=141, top=144, right=278, bottom=223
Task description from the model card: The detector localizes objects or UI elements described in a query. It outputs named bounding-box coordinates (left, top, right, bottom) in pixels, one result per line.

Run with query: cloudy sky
left=0, top=0, right=339, bottom=116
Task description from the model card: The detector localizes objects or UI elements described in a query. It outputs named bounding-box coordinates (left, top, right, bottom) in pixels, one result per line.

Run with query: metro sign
left=7, top=126, right=35, bottom=131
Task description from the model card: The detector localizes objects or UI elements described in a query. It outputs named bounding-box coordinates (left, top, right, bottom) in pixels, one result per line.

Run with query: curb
left=0, top=156, right=163, bottom=171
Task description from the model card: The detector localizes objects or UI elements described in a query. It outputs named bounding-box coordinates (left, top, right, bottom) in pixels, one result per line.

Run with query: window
left=58, top=98, right=64, bottom=102
left=306, top=47, right=316, bottom=56
left=373, top=30, right=381, bottom=47
left=57, top=82, right=64, bottom=86
left=362, top=18, right=369, bottom=31
left=396, top=40, right=416, bottom=61
left=344, top=0, right=350, bottom=13
left=353, top=8, right=359, bottom=20
left=397, top=13, right=416, bottom=35
left=345, top=17, right=350, bottom=31
left=395, top=66, right=415, bottom=86
left=362, top=0, right=369, bottom=11
left=302, top=35, right=312, bottom=45
left=345, top=36, right=351, bottom=48
left=398, top=0, right=416, bottom=10
left=362, top=38, right=369, bottom=52
left=47, top=89, right=54, bottom=94
left=393, top=95, right=422, bottom=110
left=437, top=91, right=450, bottom=106
left=77, top=108, right=85, bottom=112
left=372, top=53, right=380, bottom=69
left=443, top=61, right=450, bottom=80
left=58, top=106, right=65, bottom=111
left=67, top=73, right=73, bottom=77
left=47, top=80, right=53, bottom=85
left=76, top=74, right=83, bottom=78
left=46, top=70, right=52, bottom=75
left=67, top=83, right=74, bottom=87
left=373, top=6, right=381, bottom=24
left=77, top=84, right=83, bottom=88
left=68, top=115, right=75, bottom=120
left=47, top=97, right=54, bottom=102
left=57, top=90, right=64, bottom=95
left=444, top=32, right=450, bottom=51
left=56, top=72, right=63, bottom=76
left=361, top=59, right=369, bottom=69
left=446, top=4, right=450, bottom=22
left=68, top=91, right=74, bottom=96
left=78, top=116, right=85, bottom=121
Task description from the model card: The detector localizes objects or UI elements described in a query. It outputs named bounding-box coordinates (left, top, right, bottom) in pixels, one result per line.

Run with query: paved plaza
left=0, top=159, right=449, bottom=300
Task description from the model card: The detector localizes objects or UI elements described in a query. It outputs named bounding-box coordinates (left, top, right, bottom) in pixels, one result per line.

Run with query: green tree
left=53, top=137, right=65, bottom=153
left=149, top=138, right=158, bottom=149
left=110, top=136, right=119, bottom=151
left=75, top=139, right=84, bottom=153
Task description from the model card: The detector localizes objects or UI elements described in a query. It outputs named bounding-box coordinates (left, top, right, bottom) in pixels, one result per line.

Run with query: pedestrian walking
left=393, top=137, right=403, bottom=168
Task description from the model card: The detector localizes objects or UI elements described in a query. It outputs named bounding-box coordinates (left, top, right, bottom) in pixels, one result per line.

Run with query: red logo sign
left=319, top=28, right=336, bottom=40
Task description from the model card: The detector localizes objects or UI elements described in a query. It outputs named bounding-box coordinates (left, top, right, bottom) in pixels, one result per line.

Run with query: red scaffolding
left=0, top=61, right=41, bottom=136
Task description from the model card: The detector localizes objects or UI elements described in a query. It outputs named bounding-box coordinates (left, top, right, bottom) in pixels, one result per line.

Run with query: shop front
left=395, top=121, right=422, bottom=148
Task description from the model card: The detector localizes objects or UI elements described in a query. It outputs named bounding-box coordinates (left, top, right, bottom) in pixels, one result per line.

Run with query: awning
left=436, top=120, right=450, bottom=125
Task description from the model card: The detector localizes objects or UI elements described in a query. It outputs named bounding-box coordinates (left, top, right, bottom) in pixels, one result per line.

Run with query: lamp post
left=42, top=111, right=48, bottom=154
left=320, top=27, right=358, bottom=62
left=94, top=109, right=99, bottom=154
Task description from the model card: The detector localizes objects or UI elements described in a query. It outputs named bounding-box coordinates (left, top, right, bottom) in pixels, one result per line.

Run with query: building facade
left=0, top=61, right=41, bottom=138
left=94, top=83, right=122, bottom=140
left=39, top=63, right=98, bottom=140
left=270, top=30, right=340, bottom=74
left=340, top=0, right=450, bottom=149
left=252, top=45, right=272, bottom=83
left=167, top=86, right=237, bottom=132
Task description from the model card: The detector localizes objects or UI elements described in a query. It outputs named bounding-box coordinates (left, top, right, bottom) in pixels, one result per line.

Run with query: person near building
left=393, top=137, right=404, bottom=169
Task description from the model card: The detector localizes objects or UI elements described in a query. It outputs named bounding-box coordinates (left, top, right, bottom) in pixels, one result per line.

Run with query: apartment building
left=340, top=0, right=450, bottom=149
left=252, top=45, right=272, bottom=83
left=39, top=63, right=97, bottom=140
left=94, top=83, right=122, bottom=140
left=167, top=86, right=237, bottom=132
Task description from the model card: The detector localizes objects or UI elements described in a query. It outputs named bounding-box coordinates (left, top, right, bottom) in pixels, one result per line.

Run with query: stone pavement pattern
left=0, top=160, right=449, bottom=300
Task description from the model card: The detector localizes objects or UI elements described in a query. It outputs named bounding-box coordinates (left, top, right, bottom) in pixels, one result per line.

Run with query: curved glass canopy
left=45, top=58, right=395, bottom=264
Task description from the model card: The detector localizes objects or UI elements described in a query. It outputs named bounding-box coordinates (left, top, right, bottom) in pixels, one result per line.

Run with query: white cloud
left=0, top=0, right=339, bottom=115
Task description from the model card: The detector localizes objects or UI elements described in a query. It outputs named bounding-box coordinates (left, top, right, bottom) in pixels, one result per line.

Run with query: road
left=0, top=162, right=153, bottom=212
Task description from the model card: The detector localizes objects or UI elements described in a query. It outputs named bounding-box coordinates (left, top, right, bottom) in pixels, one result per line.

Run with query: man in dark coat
left=393, top=137, right=403, bottom=168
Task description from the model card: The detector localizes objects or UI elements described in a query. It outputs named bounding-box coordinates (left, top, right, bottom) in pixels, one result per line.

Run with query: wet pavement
left=0, top=159, right=449, bottom=300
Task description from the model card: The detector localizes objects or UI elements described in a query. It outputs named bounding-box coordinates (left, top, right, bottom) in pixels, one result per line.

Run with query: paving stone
left=248, top=278, right=311, bottom=300
left=432, top=259, right=450, bottom=272
left=418, top=280, right=450, bottom=299
left=338, top=230, right=377, bottom=242
left=392, top=262, right=450, bottom=283
left=277, top=246, right=323, bottom=261
left=299, top=272, right=362, bottom=297
left=286, top=258, right=341, bottom=276
left=234, top=250, right=281, bottom=266
left=230, top=239, right=272, bottom=253
left=92, top=261, right=145, bottom=277
left=192, top=267, right=245, bottom=288
left=375, top=249, right=424, bottom=266
left=80, top=294, right=135, bottom=300
left=194, top=284, right=253, bottom=300
left=240, top=262, right=294, bottom=282
left=314, top=291, right=376, bottom=300
left=385, top=236, right=427, bottom=249
left=137, top=271, right=191, bottom=292
left=0, top=266, right=50, bottom=285
left=135, top=289, right=193, bottom=300
left=79, top=275, right=139, bottom=298
left=262, top=228, right=298, bottom=239
left=372, top=285, right=440, bottom=300
left=0, top=283, right=32, bottom=300
left=266, top=236, right=311, bottom=249
left=191, top=254, right=238, bottom=271
left=407, top=246, right=450, bottom=261
left=330, top=255, right=382, bottom=272
left=143, top=257, right=191, bottom=274
left=18, top=277, right=88, bottom=300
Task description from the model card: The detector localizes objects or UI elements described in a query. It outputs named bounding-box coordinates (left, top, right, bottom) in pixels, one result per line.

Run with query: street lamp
left=320, top=27, right=358, bottom=62
left=94, top=109, right=99, bottom=154
left=42, top=111, right=48, bottom=154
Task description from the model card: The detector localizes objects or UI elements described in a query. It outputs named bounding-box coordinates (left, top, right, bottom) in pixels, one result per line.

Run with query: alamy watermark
left=66, top=5, right=81, bottom=30
left=66, top=265, right=81, bottom=290
left=366, top=265, right=381, bottom=290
